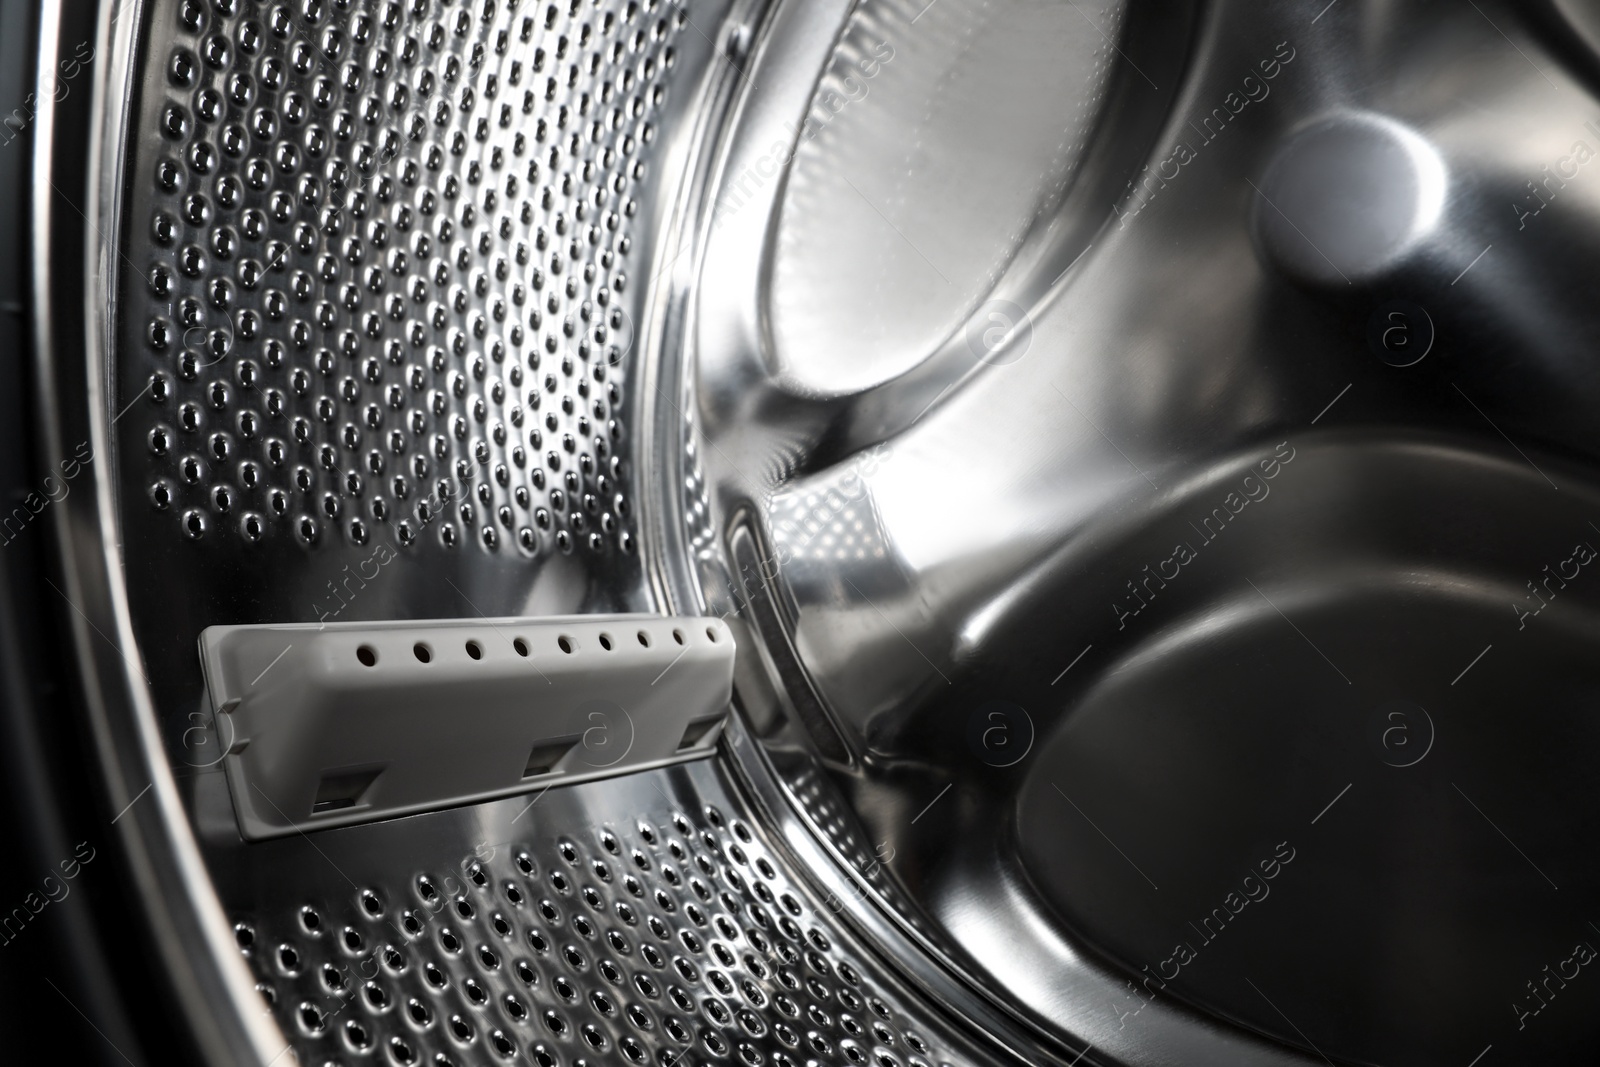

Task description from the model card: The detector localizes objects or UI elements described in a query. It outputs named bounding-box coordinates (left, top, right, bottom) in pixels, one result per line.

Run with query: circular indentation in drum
left=1013, top=443, right=1600, bottom=1066
left=767, top=0, right=1125, bottom=395
left=1253, top=113, right=1446, bottom=285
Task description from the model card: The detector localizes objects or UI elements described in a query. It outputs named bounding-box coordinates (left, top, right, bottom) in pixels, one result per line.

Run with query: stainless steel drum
left=17, top=0, right=1600, bottom=1063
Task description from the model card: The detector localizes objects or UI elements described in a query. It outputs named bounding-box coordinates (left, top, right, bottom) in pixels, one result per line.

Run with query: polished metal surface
left=666, top=0, right=1600, bottom=1064
left=213, top=753, right=1017, bottom=1067
left=108, top=0, right=744, bottom=902
left=40, top=0, right=1600, bottom=1061
left=44, top=0, right=769, bottom=1059
left=75, top=0, right=1051, bottom=1057
left=107, top=0, right=746, bottom=774
left=120, top=0, right=675, bottom=565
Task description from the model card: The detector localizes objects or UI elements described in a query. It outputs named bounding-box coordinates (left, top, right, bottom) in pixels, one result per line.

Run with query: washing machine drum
left=29, top=0, right=1600, bottom=1063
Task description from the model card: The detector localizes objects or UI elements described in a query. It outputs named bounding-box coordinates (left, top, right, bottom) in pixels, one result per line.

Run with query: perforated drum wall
left=216, top=758, right=1012, bottom=1067
left=116, top=0, right=689, bottom=574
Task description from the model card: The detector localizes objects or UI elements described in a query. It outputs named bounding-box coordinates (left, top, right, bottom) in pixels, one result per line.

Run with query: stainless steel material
left=69, top=0, right=1055, bottom=1055
left=216, top=753, right=1016, bottom=1067
left=665, top=0, right=1600, bottom=1065
left=35, top=0, right=288, bottom=1059
left=43, top=0, right=761, bottom=1058
left=764, top=0, right=1123, bottom=398
left=120, top=0, right=673, bottom=568
left=41, top=0, right=1600, bottom=1060
left=201, top=615, right=734, bottom=838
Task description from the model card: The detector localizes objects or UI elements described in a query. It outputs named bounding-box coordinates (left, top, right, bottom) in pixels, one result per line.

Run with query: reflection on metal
left=212, top=753, right=1027, bottom=1067
left=662, top=1, right=1600, bottom=1064
left=46, top=0, right=1600, bottom=1061
left=1253, top=112, right=1448, bottom=285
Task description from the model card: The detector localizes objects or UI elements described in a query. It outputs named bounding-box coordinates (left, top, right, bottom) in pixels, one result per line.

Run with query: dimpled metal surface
left=112, top=0, right=742, bottom=775
left=217, top=758, right=1004, bottom=1067
left=119, top=0, right=688, bottom=561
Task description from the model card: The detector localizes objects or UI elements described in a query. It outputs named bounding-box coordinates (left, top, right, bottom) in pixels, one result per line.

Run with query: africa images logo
left=1113, top=442, right=1297, bottom=630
